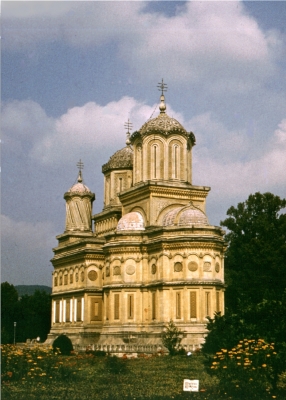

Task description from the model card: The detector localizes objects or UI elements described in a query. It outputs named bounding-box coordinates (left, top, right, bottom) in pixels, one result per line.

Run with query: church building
left=47, top=82, right=226, bottom=353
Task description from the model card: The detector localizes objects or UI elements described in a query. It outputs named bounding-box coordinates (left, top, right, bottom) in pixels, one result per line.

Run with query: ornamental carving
left=75, top=273, right=79, bottom=282
left=151, top=264, right=157, bottom=274
left=215, top=262, right=220, bottom=273
left=203, top=262, right=211, bottom=272
left=81, top=271, right=85, bottom=282
left=113, top=266, right=121, bottom=276
left=174, top=262, right=183, bottom=272
left=106, top=266, right=110, bottom=277
left=188, top=261, right=198, bottom=272
left=88, top=270, right=98, bottom=281
left=126, top=265, right=135, bottom=275
left=70, top=273, right=73, bottom=284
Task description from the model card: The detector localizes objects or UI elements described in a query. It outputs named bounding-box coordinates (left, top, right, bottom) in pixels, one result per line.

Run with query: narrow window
left=59, top=300, right=63, bottom=323
left=174, top=145, right=178, bottom=179
left=152, top=292, right=156, bottom=320
left=74, top=298, right=77, bottom=322
left=52, top=301, right=55, bottom=324
left=119, top=177, right=122, bottom=192
left=205, top=292, right=211, bottom=317
left=66, top=299, right=70, bottom=322
left=81, top=298, right=84, bottom=322
left=106, top=293, right=109, bottom=320
left=77, top=298, right=81, bottom=321
left=127, top=294, right=134, bottom=319
left=216, top=291, right=220, bottom=313
left=63, top=300, right=66, bottom=322
left=114, top=293, right=120, bottom=320
left=176, top=292, right=181, bottom=319
left=190, top=292, right=197, bottom=318
left=154, top=145, right=157, bottom=178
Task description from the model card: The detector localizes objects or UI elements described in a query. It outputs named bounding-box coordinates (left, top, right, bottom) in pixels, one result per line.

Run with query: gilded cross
left=157, top=79, right=168, bottom=95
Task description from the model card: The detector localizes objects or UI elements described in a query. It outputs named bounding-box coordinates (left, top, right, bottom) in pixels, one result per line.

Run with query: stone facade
left=46, top=91, right=226, bottom=353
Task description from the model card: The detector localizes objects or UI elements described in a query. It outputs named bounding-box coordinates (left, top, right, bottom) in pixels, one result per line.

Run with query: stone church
left=47, top=83, right=226, bottom=353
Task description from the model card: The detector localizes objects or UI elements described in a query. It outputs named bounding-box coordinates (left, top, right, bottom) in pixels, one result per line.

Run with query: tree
left=162, top=320, right=183, bottom=355
left=17, top=290, right=51, bottom=342
left=221, top=192, right=286, bottom=310
left=1, top=282, right=19, bottom=343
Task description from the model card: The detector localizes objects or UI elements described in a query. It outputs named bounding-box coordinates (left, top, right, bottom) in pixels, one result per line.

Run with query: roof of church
left=130, top=93, right=196, bottom=144
left=117, top=211, right=145, bottom=231
left=67, top=171, right=92, bottom=194
left=162, top=203, right=209, bottom=227
left=139, top=113, right=188, bottom=137
left=102, top=145, right=133, bottom=173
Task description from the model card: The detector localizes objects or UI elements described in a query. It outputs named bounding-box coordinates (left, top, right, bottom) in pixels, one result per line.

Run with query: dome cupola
left=64, top=161, right=95, bottom=232
left=102, top=121, right=134, bottom=208
left=117, top=212, right=145, bottom=231
left=162, top=203, right=209, bottom=227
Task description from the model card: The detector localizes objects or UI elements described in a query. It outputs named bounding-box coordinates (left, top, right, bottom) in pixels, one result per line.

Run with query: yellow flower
left=262, top=364, right=267, bottom=368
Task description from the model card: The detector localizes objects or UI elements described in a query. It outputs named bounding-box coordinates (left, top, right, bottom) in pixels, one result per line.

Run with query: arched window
left=173, top=144, right=179, bottom=179
left=136, top=145, right=142, bottom=182
left=152, top=144, right=158, bottom=179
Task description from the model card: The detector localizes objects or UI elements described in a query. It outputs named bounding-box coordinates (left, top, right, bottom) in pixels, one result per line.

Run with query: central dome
left=102, top=145, right=133, bottom=173
left=139, top=113, right=188, bottom=137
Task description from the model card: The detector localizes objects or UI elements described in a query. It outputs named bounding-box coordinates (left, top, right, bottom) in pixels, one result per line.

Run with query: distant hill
left=15, top=285, right=52, bottom=296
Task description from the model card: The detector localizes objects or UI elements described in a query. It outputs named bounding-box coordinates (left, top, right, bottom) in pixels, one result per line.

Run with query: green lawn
left=1, top=348, right=286, bottom=400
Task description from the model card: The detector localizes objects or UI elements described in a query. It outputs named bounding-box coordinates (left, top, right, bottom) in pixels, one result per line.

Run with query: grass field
left=1, top=345, right=286, bottom=400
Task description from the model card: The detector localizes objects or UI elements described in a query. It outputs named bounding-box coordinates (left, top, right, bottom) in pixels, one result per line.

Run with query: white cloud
left=2, top=98, right=184, bottom=165
left=2, top=1, right=282, bottom=91
left=193, top=118, right=286, bottom=198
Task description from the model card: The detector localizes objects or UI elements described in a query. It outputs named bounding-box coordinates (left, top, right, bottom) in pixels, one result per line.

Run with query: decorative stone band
left=102, top=280, right=225, bottom=290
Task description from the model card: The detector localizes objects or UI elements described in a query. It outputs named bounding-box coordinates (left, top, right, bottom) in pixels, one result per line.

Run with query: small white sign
left=183, top=379, right=199, bottom=392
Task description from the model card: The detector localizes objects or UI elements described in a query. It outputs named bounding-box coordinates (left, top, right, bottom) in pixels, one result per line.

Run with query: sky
left=2, top=0, right=286, bottom=286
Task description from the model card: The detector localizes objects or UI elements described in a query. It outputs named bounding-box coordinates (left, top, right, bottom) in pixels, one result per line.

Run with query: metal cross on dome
left=77, top=159, right=84, bottom=173
left=124, top=119, right=133, bottom=133
left=157, top=79, right=168, bottom=95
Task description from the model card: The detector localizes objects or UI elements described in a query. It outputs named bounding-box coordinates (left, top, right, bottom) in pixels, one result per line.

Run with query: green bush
left=105, top=355, right=128, bottom=374
left=162, top=320, right=183, bottom=356
left=207, top=338, right=281, bottom=397
left=85, top=349, right=106, bottom=357
left=52, top=334, right=73, bottom=356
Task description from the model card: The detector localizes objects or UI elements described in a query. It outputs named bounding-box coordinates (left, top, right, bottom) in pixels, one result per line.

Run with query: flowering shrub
left=1, top=345, right=77, bottom=383
left=208, top=339, right=280, bottom=398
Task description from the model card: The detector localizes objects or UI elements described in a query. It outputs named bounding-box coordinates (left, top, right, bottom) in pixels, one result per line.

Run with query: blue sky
left=2, top=1, right=286, bottom=286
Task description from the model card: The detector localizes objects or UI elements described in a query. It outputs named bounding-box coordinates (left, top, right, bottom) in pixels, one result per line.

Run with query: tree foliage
left=161, top=320, right=183, bottom=355
left=1, top=282, right=19, bottom=343
left=221, top=192, right=286, bottom=309
left=53, top=334, right=73, bottom=355
left=1, top=282, right=51, bottom=344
